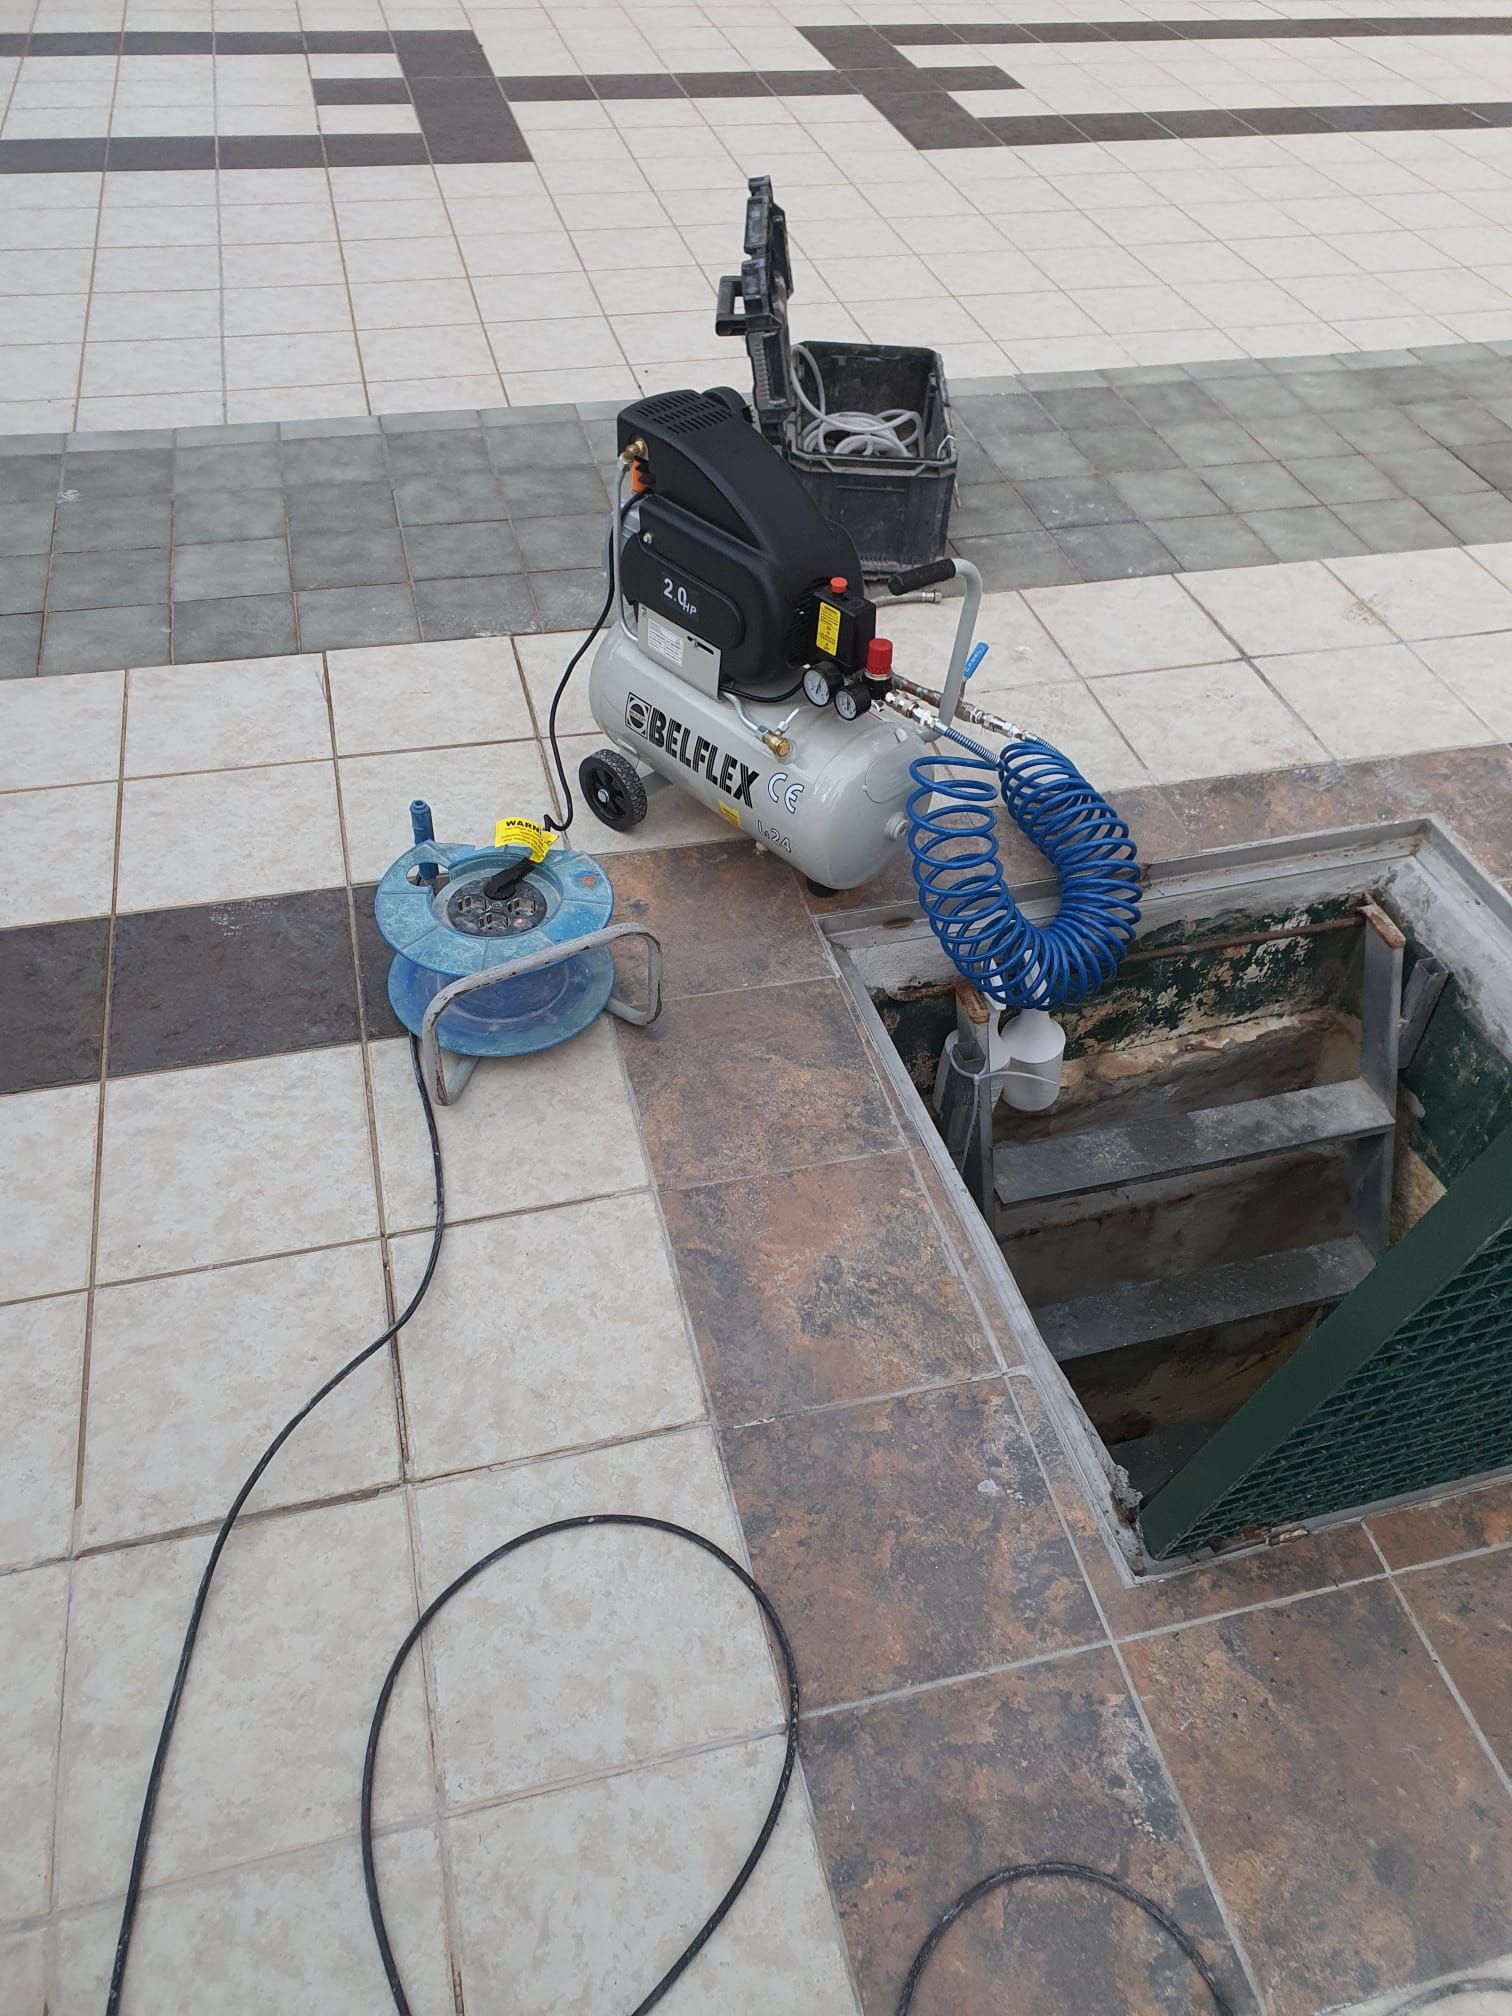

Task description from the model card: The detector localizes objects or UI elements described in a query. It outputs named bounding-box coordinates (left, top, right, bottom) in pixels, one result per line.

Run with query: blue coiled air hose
left=907, top=723, right=1143, bottom=1010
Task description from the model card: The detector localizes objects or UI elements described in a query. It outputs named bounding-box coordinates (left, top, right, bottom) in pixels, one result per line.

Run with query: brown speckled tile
left=662, top=1150, right=996, bottom=1422
left=1396, top=1551, right=1512, bottom=1770
left=800, top=1651, right=1252, bottom=2014
left=1369, top=1480, right=1512, bottom=1567
left=1124, top=1580, right=1512, bottom=2015
left=605, top=840, right=829, bottom=999
left=1167, top=746, right=1512, bottom=880
left=724, top=1382, right=1102, bottom=1708
left=617, top=976, right=896, bottom=1186
left=1014, top=1373, right=1384, bottom=1636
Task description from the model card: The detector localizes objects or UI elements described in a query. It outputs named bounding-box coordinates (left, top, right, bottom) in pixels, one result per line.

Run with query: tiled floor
left=2, top=607, right=1510, bottom=2013
left=3, top=0, right=1512, bottom=2005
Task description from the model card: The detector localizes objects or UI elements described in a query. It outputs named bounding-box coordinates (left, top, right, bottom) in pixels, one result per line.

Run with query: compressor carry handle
left=883, top=558, right=982, bottom=733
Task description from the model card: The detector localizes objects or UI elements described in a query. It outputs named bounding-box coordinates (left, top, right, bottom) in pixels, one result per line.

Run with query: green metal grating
left=1138, top=1120, right=1512, bottom=1561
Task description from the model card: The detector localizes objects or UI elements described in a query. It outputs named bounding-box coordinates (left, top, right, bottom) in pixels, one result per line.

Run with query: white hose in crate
left=790, top=341, right=923, bottom=459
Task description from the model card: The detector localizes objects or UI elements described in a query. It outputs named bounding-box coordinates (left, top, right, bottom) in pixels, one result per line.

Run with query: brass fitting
left=762, top=730, right=792, bottom=758
left=621, top=438, right=648, bottom=463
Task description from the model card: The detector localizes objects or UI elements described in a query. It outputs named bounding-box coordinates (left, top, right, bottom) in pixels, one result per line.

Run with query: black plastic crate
left=715, top=176, right=958, bottom=578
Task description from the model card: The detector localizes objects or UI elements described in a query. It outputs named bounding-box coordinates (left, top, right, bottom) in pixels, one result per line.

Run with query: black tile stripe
left=0, top=916, right=107, bottom=1096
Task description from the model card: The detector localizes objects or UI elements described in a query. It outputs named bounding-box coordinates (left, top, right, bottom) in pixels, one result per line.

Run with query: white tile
left=55, top=1829, right=453, bottom=2016
left=1256, top=643, right=1495, bottom=760
left=76, top=390, right=225, bottom=430
left=116, top=761, right=343, bottom=911
left=1095, top=660, right=1326, bottom=784
left=880, top=592, right=1075, bottom=692
left=220, top=242, right=347, bottom=291
left=554, top=731, right=736, bottom=854
left=221, top=284, right=352, bottom=337
left=79, top=335, right=222, bottom=399
left=367, top=372, right=504, bottom=414
left=347, top=276, right=482, bottom=329
left=394, top=1191, right=703, bottom=1478
left=340, top=235, right=466, bottom=284
left=327, top=636, right=533, bottom=755
left=358, top=321, right=495, bottom=382
left=514, top=629, right=599, bottom=738
left=485, top=314, right=622, bottom=372
left=412, top=1426, right=780, bottom=1805
left=124, top=657, right=330, bottom=775
left=95, top=1048, right=378, bottom=1281
left=0, top=1925, right=45, bottom=2016
left=0, top=783, right=116, bottom=927
left=84, top=287, right=220, bottom=341
left=80, top=1244, right=398, bottom=1547
left=1326, top=548, right=1512, bottom=642
left=368, top=1013, right=647, bottom=1232
left=1411, top=630, right=1512, bottom=738
left=56, top=1493, right=430, bottom=1904
left=0, top=1562, right=67, bottom=1920
left=449, top=1740, right=855, bottom=2016
left=315, top=101, right=421, bottom=134
left=337, top=737, right=553, bottom=884
left=471, top=268, right=604, bottom=321
left=0, top=667, right=121, bottom=789
left=1023, top=575, right=1233, bottom=679
left=224, top=330, right=362, bottom=391
left=0, top=1082, right=99, bottom=1304
left=0, top=339, right=84, bottom=401
left=1181, top=559, right=1395, bottom=657
left=92, top=245, right=223, bottom=294
left=0, top=1292, right=83, bottom=1570
left=967, top=681, right=1150, bottom=792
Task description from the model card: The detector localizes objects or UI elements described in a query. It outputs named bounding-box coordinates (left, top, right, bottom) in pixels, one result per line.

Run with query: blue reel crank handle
left=418, top=923, right=663, bottom=1106
left=409, top=801, right=440, bottom=885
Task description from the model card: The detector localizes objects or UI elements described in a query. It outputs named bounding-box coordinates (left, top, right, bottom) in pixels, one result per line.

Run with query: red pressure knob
left=829, top=575, right=849, bottom=593
left=865, top=636, right=894, bottom=684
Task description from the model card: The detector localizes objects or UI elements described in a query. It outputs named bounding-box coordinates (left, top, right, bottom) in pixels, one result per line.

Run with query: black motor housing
left=616, top=388, right=866, bottom=701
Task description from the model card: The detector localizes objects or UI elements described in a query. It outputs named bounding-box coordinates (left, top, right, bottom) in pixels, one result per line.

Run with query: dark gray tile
left=950, top=531, right=1080, bottom=591
left=949, top=483, right=1039, bottom=537
left=280, top=433, right=389, bottom=487
left=1108, top=468, right=1225, bottom=519
left=1155, top=419, right=1269, bottom=466
left=0, top=555, right=47, bottom=614
left=1374, top=446, right=1492, bottom=494
left=1147, top=513, right=1272, bottom=570
left=401, top=519, right=524, bottom=579
left=393, top=472, right=507, bottom=526
left=172, top=537, right=290, bottom=601
left=1118, top=380, right=1226, bottom=425
left=290, top=527, right=408, bottom=590
left=0, top=501, right=54, bottom=558
left=977, top=431, right=1093, bottom=481
left=41, top=605, right=169, bottom=675
left=1454, top=440, right=1512, bottom=487
left=108, top=135, right=215, bottom=170
left=219, top=135, right=326, bottom=169
left=414, top=573, right=537, bottom=639
left=172, top=488, right=287, bottom=545
left=1281, top=370, right=1386, bottom=413
left=54, top=493, right=171, bottom=553
left=1033, top=387, right=1135, bottom=429
left=1017, top=476, right=1133, bottom=529
left=1198, top=375, right=1306, bottom=421
left=0, top=455, right=61, bottom=505
left=496, top=462, right=610, bottom=520
left=528, top=568, right=605, bottom=630
left=1201, top=461, right=1316, bottom=512
left=482, top=415, right=592, bottom=470
left=173, top=593, right=297, bottom=662
left=1068, top=427, right=1180, bottom=474
left=324, top=133, right=431, bottom=166
left=61, top=448, right=172, bottom=499
left=0, top=916, right=107, bottom=1093
left=0, top=611, right=42, bottom=677
left=385, top=426, right=493, bottom=480
left=1328, top=408, right=1437, bottom=455
left=1243, top=414, right=1354, bottom=460
left=49, top=548, right=169, bottom=612
left=1405, top=399, right=1512, bottom=449
left=109, top=889, right=361, bottom=1076
left=172, top=442, right=283, bottom=495
left=1285, top=455, right=1402, bottom=506
left=1243, top=504, right=1368, bottom=562
left=514, top=512, right=607, bottom=571
left=1055, top=520, right=1177, bottom=578
left=1333, top=497, right=1458, bottom=551
left=295, top=583, right=419, bottom=650
left=1419, top=488, right=1512, bottom=542
left=285, top=481, right=399, bottom=535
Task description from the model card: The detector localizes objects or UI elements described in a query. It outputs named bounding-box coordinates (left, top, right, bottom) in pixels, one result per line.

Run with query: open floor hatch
left=828, top=821, right=1512, bottom=1570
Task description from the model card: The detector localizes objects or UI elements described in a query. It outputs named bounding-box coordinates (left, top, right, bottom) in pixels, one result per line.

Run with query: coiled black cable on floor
left=360, top=1514, right=801, bottom=2016
left=104, top=1035, right=447, bottom=2016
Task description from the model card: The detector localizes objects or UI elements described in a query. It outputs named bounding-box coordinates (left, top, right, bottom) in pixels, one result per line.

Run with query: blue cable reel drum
left=375, top=801, right=663, bottom=1104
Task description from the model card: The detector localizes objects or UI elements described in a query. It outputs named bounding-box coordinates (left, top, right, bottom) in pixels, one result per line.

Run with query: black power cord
left=541, top=571, right=615, bottom=838
left=360, top=1514, right=800, bottom=2016
left=104, top=1035, right=447, bottom=2016
left=103, top=1034, right=1506, bottom=2016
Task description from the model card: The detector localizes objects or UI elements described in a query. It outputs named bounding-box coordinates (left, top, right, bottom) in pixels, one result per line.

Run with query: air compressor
left=570, top=385, right=1145, bottom=1053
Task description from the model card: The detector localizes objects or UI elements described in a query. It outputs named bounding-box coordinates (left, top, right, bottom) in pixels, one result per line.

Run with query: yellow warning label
left=815, top=601, right=841, bottom=657
left=715, top=801, right=742, bottom=828
left=493, top=816, right=557, bottom=861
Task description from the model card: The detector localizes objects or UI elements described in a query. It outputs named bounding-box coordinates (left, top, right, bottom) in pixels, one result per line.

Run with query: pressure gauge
left=833, top=683, right=867, bottom=722
left=802, top=666, right=834, bottom=709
